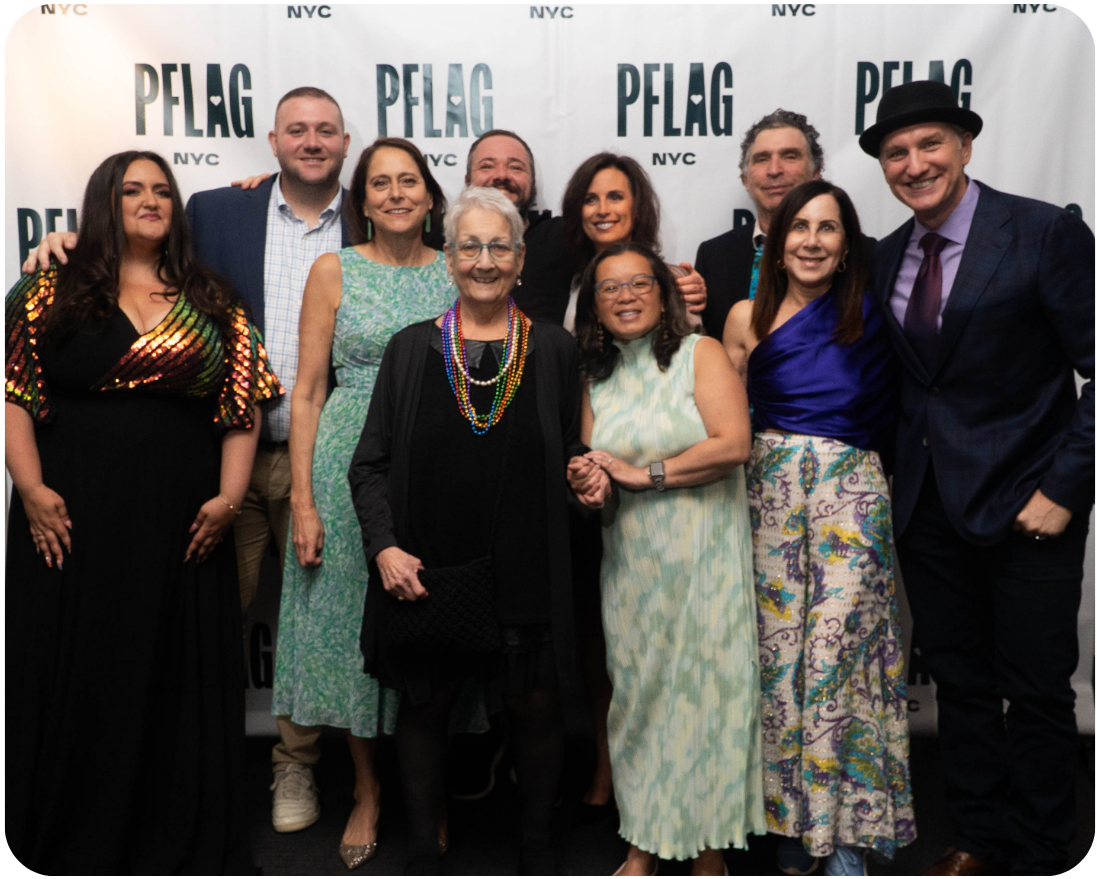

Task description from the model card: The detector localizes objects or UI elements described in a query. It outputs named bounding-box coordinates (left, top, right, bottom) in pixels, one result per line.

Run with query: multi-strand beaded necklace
left=441, top=297, right=530, bottom=435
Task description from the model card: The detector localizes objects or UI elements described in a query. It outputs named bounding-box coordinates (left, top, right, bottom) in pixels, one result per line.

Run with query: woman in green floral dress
left=271, top=139, right=454, bottom=868
left=570, top=241, right=764, bottom=876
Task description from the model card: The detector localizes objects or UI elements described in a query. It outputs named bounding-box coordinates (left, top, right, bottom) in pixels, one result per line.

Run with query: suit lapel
left=236, top=175, right=276, bottom=337
left=932, top=183, right=1011, bottom=377
left=733, top=226, right=755, bottom=293
left=878, top=219, right=930, bottom=384
left=340, top=187, right=352, bottom=248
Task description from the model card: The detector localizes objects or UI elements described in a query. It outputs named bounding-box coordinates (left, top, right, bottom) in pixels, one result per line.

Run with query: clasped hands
left=567, top=451, right=652, bottom=509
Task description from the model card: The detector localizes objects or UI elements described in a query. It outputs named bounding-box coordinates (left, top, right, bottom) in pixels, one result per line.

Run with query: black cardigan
left=348, top=318, right=588, bottom=691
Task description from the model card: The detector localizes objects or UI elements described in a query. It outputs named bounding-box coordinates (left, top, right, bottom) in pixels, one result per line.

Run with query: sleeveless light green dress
left=589, top=331, right=766, bottom=860
left=272, top=248, right=453, bottom=736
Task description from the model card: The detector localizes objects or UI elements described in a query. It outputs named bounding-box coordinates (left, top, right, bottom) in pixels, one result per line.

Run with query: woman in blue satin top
left=723, top=179, right=915, bottom=876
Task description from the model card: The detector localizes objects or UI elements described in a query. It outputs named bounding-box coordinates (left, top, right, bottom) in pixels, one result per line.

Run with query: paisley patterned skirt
left=747, top=431, right=916, bottom=858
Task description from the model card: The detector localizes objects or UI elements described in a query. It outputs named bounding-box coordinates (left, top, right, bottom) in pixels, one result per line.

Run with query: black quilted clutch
left=385, top=554, right=502, bottom=654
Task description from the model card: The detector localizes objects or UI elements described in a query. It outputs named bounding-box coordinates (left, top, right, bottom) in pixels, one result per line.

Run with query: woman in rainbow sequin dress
left=349, top=187, right=594, bottom=874
left=5, top=152, right=280, bottom=872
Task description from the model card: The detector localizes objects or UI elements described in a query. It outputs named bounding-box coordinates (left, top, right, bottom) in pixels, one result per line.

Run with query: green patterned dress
left=589, top=331, right=766, bottom=860
left=271, top=248, right=453, bottom=736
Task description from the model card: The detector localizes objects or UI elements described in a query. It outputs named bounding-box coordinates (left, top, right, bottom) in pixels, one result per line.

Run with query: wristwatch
left=648, top=461, right=666, bottom=492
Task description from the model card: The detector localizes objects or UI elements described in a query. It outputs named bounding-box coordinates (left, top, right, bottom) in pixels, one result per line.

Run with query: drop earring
left=661, top=311, right=670, bottom=342
left=597, top=323, right=604, bottom=346
left=425, top=213, right=431, bottom=234
left=366, top=218, right=373, bottom=241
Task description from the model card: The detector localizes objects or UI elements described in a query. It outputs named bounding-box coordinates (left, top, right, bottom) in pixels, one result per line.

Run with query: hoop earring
left=366, top=218, right=373, bottom=241
left=777, top=258, right=786, bottom=270
left=837, top=255, right=847, bottom=273
left=425, top=214, right=431, bottom=234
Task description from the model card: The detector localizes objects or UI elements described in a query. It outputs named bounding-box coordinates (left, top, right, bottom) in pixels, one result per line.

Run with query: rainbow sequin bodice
left=5, top=266, right=283, bottom=429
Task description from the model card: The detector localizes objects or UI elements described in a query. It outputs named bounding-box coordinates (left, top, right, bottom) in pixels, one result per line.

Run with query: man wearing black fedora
left=861, top=80, right=1094, bottom=875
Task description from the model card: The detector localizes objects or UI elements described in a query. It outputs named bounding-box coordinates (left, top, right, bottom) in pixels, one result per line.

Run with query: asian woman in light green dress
left=569, top=242, right=765, bottom=876
left=271, top=140, right=457, bottom=868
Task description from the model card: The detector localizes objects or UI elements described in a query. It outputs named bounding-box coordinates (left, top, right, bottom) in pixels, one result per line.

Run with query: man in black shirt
left=694, top=109, right=823, bottom=340
left=465, top=129, right=706, bottom=326
left=462, top=129, right=573, bottom=325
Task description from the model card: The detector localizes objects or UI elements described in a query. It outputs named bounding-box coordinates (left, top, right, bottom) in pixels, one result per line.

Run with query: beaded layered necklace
left=441, top=297, right=530, bottom=435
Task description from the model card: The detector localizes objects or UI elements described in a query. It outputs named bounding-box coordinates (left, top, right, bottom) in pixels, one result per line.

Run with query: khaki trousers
left=235, top=442, right=323, bottom=768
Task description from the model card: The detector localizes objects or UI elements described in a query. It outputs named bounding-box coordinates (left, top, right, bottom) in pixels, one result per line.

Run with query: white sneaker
left=270, top=763, right=320, bottom=833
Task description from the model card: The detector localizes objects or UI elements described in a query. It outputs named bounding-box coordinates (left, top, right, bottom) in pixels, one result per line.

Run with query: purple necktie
left=904, top=231, right=948, bottom=365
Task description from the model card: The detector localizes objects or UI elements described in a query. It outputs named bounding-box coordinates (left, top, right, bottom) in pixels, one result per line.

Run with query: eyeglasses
left=593, top=274, right=657, bottom=301
left=454, top=240, right=519, bottom=261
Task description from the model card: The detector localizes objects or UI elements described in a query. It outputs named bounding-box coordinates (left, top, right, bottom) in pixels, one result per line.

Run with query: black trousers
left=897, top=464, right=1089, bottom=874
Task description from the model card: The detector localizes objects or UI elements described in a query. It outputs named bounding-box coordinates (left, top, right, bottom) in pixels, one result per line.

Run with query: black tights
left=395, top=680, right=564, bottom=861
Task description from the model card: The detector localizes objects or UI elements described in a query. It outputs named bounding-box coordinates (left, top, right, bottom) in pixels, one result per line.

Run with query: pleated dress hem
left=618, top=822, right=766, bottom=861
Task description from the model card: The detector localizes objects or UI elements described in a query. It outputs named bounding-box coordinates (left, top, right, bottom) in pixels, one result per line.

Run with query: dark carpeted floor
left=246, top=732, right=1095, bottom=875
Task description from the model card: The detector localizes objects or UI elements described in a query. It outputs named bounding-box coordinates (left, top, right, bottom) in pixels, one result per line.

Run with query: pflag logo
left=617, top=63, right=733, bottom=137
left=135, top=63, right=255, bottom=138
left=376, top=64, right=494, bottom=138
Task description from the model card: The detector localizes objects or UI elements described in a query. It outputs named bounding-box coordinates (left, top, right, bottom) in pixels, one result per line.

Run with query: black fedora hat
left=859, top=80, right=983, bottom=157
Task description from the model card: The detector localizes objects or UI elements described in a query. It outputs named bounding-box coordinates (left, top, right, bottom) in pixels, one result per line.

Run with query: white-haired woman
left=349, top=186, right=604, bottom=874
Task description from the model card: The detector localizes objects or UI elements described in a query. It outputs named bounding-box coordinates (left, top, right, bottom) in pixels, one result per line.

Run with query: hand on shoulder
left=22, top=231, right=76, bottom=275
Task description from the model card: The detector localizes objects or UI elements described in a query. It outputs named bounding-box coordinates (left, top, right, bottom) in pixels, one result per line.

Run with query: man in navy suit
left=186, top=86, right=352, bottom=835
left=862, top=81, right=1094, bottom=875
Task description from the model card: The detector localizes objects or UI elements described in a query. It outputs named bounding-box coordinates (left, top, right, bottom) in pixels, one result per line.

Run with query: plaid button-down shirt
left=260, top=178, right=344, bottom=441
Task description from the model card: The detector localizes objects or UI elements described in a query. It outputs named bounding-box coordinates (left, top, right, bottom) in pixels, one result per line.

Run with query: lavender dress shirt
left=890, top=178, right=980, bottom=330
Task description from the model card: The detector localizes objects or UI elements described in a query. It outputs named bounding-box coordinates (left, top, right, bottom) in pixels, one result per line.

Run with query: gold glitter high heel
left=339, top=841, right=378, bottom=870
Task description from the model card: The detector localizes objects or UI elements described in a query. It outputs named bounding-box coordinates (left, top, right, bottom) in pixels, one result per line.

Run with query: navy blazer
left=694, top=223, right=755, bottom=341
left=874, top=181, right=1094, bottom=544
left=184, top=174, right=352, bottom=338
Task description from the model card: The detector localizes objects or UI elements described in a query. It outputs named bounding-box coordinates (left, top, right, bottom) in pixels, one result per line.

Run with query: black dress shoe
left=922, top=848, right=1001, bottom=876
left=518, top=841, right=558, bottom=875
left=447, top=725, right=507, bottom=800
left=404, top=851, right=442, bottom=875
left=572, top=799, right=619, bottom=828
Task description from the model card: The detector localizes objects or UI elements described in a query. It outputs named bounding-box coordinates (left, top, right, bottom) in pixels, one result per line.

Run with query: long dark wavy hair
left=752, top=178, right=867, bottom=345
left=40, top=151, right=233, bottom=339
left=575, top=241, right=695, bottom=382
left=561, top=153, right=661, bottom=276
left=347, top=137, right=446, bottom=247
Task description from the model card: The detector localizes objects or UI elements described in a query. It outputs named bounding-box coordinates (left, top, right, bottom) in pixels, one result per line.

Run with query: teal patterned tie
left=747, top=235, right=764, bottom=426
left=748, top=237, right=764, bottom=300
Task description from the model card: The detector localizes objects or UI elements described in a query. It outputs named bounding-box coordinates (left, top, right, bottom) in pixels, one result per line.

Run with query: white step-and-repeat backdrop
left=5, top=3, right=1094, bottom=735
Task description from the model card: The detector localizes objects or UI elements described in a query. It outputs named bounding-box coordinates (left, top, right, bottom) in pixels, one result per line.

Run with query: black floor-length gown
left=5, top=268, right=281, bottom=873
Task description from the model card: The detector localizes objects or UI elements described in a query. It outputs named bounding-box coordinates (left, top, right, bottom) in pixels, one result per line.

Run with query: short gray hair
left=444, top=186, right=524, bottom=248
left=738, top=109, right=825, bottom=176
